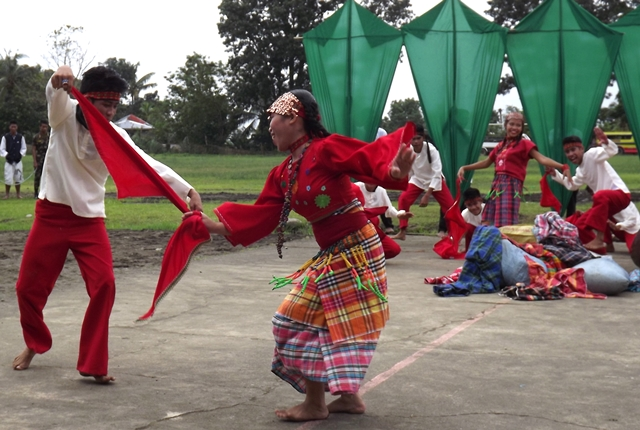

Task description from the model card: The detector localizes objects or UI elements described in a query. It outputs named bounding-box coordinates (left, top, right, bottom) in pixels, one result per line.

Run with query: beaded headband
left=267, top=92, right=306, bottom=118
left=83, top=91, right=122, bottom=101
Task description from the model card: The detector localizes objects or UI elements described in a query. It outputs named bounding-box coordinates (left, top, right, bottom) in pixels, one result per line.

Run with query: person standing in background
left=32, top=120, right=50, bottom=198
left=1, top=120, right=27, bottom=199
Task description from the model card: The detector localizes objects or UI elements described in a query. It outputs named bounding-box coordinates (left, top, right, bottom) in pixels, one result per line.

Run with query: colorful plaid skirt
left=272, top=221, right=388, bottom=394
left=482, top=173, right=523, bottom=228
left=272, top=315, right=379, bottom=394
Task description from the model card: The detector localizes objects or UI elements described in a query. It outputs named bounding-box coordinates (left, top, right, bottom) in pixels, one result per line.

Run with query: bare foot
left=327, top=393, right=366, bottom=414
left=80, top=372, right=116, bottom=384
left=13, top=347, right=36, bottom=370
left=584, top=239, right=606, bottom=250
left=390, top=230, right=406, bottom=241
left=275, top=402, right=329, bottom=422
left=16, top=195, right=22, bottom=199
left=2, top=195, right=8, bottom=200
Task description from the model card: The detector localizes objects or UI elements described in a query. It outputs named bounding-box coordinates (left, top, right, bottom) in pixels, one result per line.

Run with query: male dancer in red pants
left=391, top=125, right=454, bottom=240
left=12, top=65, right=203, bottom=383
left=550, top=127, right=638, bottom=253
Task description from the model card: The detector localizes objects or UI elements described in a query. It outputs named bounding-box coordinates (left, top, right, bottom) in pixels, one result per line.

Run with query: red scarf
left=539, top=172, right=562, bottom=213
left=71, top=87, right=211, bottom=320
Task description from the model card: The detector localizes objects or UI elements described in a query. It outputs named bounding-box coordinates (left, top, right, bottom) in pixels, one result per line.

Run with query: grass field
left=2, top=152, right=640, bottom=233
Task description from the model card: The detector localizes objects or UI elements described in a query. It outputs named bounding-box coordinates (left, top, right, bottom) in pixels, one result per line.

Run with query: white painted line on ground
left=295, top=303, right=505, bottom=429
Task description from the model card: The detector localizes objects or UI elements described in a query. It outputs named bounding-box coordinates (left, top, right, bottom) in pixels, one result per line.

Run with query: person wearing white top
left=355, top=181, right=400, bottom=232
left=607, top=201, right=640, bottom=250
left=460, top=187, right=485, bottom=251
left=391, top=124, right=454, bottom=241
left=550, top=127, right=636, bottom=252
left=0, top=121, right=27, bottom=199
left=12, top=65, right=203, bottom=383
left=356, top=181, right=399, bottom=216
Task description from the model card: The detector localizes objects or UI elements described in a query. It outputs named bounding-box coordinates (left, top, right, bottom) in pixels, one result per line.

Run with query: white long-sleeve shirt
left=41, top=80, right=193, bottom=218
left=408, top=142, right=443, bottom=191
left=552, top=140, right=637, bottom=234
left=355, top=182, right=399, bottom=218
left=0, top=134, right=27, bottom=160
left=551, top=140, right=629, bottom=193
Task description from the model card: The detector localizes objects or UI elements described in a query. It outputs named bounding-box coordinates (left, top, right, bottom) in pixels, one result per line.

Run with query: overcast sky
left=0, top=0, right=547, bottom=114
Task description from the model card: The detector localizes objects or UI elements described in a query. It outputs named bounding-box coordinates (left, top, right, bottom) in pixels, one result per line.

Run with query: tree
left=165, top=53, right=238, bottom=152
left=336, top=0, right=413, bottom=26
left=0, top=52, right=51, bottom=138
left=598, top=95, right=628, bottom=130
left=218, top=0, right=413, bottom=150
left=45, top=25, right=95, bottom=76
left=380, top=98, right=424, bottom=132
left=101, top=58, right=157, bottom=115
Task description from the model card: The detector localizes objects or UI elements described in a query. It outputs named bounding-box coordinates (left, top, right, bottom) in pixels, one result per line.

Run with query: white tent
left=114, top=114, right=153, bottom=130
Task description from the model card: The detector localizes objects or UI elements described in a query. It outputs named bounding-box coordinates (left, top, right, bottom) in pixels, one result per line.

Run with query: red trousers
left=16, top=199, right=115, bottom=376
left=370, top=217, right=401, bottom=259
left=398, top=181, right=455, bottom=230
left=566, top=189, right=632, bottom=250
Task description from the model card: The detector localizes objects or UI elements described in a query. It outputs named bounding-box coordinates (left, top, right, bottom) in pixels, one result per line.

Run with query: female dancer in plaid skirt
left=185, top=89, right=415, bottom=421
left=457, top=112, right=570, bottom=227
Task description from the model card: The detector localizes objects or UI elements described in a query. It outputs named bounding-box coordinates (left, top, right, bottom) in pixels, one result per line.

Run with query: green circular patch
left=315, top=194, right=331, bottom=209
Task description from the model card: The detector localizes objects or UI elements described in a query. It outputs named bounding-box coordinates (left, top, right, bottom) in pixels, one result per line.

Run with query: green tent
left=303, top=0, right=403, bottom=142
left=402, top=0, right=507, bottom=191
left=611, top=8, right=640, bottom=157
left=507, top=0, right=623, bottom=212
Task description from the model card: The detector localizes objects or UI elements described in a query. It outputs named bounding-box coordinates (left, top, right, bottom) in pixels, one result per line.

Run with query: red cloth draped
left=71, top=88, right=211, bottom=320
left=539, top=172, right=562, bottom=213
left=433, top=179, right=466, bottom=259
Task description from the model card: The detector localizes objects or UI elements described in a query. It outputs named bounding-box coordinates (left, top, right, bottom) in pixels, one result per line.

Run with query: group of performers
left=9, top=64, right=639, bottom=423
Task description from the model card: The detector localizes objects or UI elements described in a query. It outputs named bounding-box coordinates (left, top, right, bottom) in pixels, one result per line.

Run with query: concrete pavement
left=1, top=234, right=640, bottom=430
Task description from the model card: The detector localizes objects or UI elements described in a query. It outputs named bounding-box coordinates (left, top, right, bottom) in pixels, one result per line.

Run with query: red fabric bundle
left=71, top=88, right=211, bottom=320
left=539, top=172, right=562, bottom=213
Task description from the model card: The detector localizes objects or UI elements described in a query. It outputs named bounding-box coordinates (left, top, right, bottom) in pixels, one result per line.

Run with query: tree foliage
left=0, top=52, right=51, bottom=139
left=165, top=53, right=238, bottom=152
left=598, top=94, right=628, bottom=130
left=218, top=0, right=413, bottom=150
left=101, top=57, right=157, bottom=115
left=380, top=98, right=424, bottom=132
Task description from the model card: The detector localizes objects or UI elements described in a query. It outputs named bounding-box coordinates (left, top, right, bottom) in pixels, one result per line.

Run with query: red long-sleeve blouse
left=214, top=124, right=414, bottom=249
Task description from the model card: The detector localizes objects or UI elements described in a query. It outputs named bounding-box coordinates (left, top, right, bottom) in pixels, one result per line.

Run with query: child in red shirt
left=457, top=112, right=569, bottom=227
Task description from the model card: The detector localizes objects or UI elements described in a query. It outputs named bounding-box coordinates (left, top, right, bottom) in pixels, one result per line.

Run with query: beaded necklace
left=276, top=136, right=312, bottom=258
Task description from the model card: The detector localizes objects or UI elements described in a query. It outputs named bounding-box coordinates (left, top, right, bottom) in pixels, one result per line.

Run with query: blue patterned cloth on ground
left=433, top=225, right=503, bottom=297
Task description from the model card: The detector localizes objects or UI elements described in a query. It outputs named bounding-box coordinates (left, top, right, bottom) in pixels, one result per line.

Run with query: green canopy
left=303, top=0, right=403, bottom=141
left=402, top=0, right=507, bottom=191
left=507, top=0, right=623, bottom=212
left=611, top=8, right=640, bottom=157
